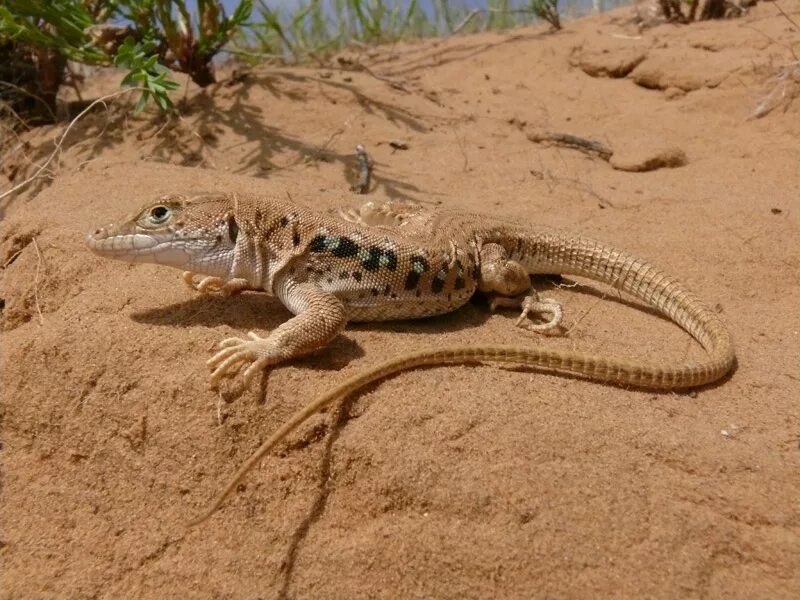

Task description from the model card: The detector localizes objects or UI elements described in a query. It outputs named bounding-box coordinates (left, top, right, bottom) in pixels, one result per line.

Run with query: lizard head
left=86, top=193, right=240, bottom=277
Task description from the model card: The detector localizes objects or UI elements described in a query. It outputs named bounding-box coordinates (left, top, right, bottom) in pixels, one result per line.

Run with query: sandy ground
left=1, top=4, right=799, bottom=599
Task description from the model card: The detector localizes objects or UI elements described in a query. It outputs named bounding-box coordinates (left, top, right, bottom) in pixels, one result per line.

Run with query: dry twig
left=31, top=236, right=45, bottom=325
left=351, top=144, right=373, bottom=194
left=0, top=88, right=137, bottom=203
left=0, top=81, right=58, bottom=123
left=526, top=129, right=613, bottom=161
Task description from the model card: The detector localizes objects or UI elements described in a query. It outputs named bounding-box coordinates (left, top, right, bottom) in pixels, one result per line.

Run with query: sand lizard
left=86, top=192, right=735, bottom=524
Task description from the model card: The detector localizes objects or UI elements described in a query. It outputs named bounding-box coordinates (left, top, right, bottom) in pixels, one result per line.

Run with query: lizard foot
left=207, top=332, right=284, bottom=388
left=489, top=291, right=563, bottom=333
left=183, top=272, right=250, bottom=296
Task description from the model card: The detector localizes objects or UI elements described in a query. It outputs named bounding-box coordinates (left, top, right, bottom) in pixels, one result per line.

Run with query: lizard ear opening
left=227, top=214, right=239, bottom=244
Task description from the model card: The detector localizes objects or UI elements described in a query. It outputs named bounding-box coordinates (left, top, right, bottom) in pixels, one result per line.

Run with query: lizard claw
left=515, top=293, right=562, bottom=332
left=183, top=272, right=250, bottom=296
left=489, top=292, right=563, bottom=333
left=184, top=271, right=224, bottom=293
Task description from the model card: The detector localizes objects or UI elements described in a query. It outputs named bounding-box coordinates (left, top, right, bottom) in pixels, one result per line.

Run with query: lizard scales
left=86, top=191, right=735, bottom=523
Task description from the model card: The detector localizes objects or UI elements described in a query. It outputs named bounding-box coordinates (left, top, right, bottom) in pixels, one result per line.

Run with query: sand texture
left=1, top=4, right=799, bottom=599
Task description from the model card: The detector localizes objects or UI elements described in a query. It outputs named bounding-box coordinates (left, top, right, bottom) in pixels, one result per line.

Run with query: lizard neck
left=227, top=226, right=269, bottom=290
left=222, top=196, right=311, bottom=293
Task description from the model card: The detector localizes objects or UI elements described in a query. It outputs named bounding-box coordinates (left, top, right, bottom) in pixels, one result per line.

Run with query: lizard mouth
left=86, top=228, right=190, bottom=265
left=87, top=229, right=158, bottom=253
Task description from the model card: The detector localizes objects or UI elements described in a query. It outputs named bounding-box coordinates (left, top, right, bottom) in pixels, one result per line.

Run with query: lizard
left=86, top=191, right=736, bottom=524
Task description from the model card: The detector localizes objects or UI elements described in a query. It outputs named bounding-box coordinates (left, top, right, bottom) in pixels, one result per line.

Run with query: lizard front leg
left=478, top=243, right=562, bottom=332
left=207, top=279, right=347, bottom=387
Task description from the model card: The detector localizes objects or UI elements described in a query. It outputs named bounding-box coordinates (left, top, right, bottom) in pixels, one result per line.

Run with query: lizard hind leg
left=488, top=292, right=563, bottom=332
left=333, top=201, right=412, bottom=228
left=478, top=243, right=563, bottom=333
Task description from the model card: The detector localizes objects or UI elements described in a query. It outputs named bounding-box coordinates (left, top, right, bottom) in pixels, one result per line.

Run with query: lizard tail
left=517, top=231, right=735, bottom=389
left=189, top=234, right=735, bottom=526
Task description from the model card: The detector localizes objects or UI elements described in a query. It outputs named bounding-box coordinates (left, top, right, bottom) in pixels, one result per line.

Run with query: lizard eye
left=147, top=205, right=172, bottom=225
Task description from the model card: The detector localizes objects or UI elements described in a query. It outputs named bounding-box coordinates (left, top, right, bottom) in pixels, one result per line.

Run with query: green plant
left=238, top=0, right=565, bottom=62
left=0, top=1, right=109, bottom=121
left=343, top=0, right=425, bottom=43
left=247, top=0, right=433, bottom=62
left=248, top=1, right=336, bottom=62
left=0, top=1, right=109, bottom=63
left=114, top=36, right=180, bottom=112
left=529, top=0, right=560, bottom=30
left=114, top=0, right=253, bottom=87
left=0, top=0, right=253, bottom=122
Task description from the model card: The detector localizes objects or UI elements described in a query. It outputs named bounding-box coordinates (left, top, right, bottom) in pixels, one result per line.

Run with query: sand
left=1, top=4, right=799, bottom=599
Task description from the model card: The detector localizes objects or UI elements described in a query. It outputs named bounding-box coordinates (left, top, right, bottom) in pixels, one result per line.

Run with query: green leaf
left=133, top=92, right=149, bottom=114
left=120, top=72, right=137, bottom=87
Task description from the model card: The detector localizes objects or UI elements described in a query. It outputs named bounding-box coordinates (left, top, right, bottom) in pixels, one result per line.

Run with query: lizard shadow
left=130, top=272, right=721, bottom=388
left=131, top=293, right=293, bottom=331
left=130, top=293, right=367, bottom=372
left=129, top=273, right=672, bottom=349
left=274, top=392, right=358, bottom=600
left=346, top=274, right=675, bottom=339
left=347, top=299, right=494, bottom=336
left=272, top=309, right=732, bottom=598
left=546, top=275, right=674, bottom=325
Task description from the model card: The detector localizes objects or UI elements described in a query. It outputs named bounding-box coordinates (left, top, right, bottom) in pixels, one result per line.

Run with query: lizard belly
left=341, top=289, right=474, bottom=322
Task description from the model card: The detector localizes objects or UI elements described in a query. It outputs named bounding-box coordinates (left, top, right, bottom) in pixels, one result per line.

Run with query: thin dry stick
left=526, top=129, right=613, bottom=161
left=31, top=237, right=45, bottom=325
left=351, top=144, right=373, bottom=193
left=0, top=81, right=58, bottom=123
left=335, top=56, right=408, bottom=92
left=564, top=294, right=606, bottom=337
left=0, top=88, right=136, bottom=203
left=3, top=248, right=23, bottom=268
left=451, top=9, right=482, bottom=34
left=0, top=135, right=31, bottom=172
left=1, top=101, right=31, bottom=131
left=774, top=1, right=800, bottom=35
left=560, top=276, right=623, bottom=337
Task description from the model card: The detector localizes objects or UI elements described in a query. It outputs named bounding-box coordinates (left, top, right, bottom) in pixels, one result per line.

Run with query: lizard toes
left=182, top=271, right=198, bottom=287
left=209, top=352, right=251, bottom=384
left=242, top=356, right=273, bottom=387
left=243, top=352, right=280, bottom=387
left=515, top=297, right=563, bottom=332
left=216, top=333, right=267, bottom=350
left=183, top=272, right=226, bottom=294
left=207, top=343, right=251, bottom=367
left=216, top=336, right=251, bottom=350
left=197, top=278, right=224, bottom=294
left=207, top=335, right=278, bottom=386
